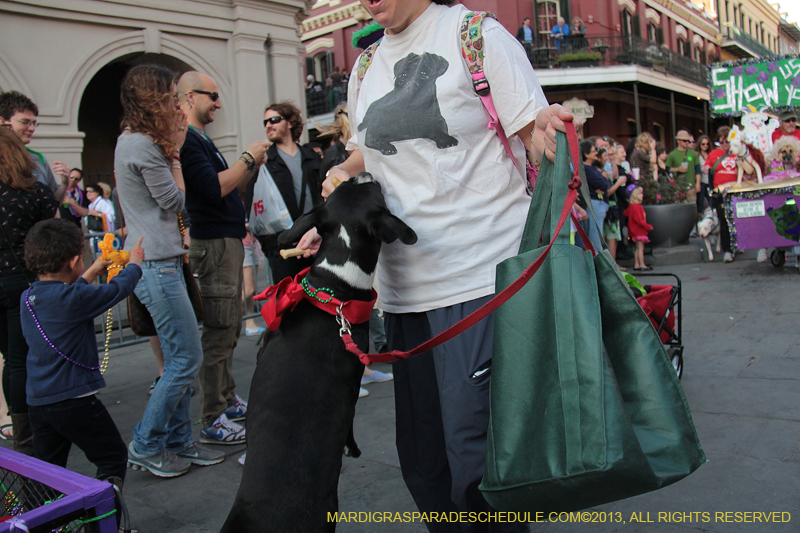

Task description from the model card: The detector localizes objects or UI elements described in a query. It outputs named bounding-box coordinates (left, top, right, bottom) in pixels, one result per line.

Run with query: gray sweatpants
left=387, top=295, right=529, bottom=533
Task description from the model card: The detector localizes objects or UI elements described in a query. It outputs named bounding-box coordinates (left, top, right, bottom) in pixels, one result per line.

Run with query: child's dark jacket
left=21, top=265, right=142, bottom=406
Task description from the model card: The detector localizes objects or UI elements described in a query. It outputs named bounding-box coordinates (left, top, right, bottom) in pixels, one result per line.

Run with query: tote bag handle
left=346, top=123, right=584, bottom=365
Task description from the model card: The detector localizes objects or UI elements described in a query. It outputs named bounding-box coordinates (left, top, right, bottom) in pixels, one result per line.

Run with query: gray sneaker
left=127, top=442, right=191, bottom=478
left=170, top=442, right=225, bottom=466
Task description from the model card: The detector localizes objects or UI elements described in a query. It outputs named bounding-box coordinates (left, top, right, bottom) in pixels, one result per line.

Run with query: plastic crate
left=0, top=447, right=116, bottom=532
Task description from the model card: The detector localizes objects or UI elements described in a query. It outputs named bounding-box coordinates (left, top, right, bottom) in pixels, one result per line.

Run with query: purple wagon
left=0, top=447, right=117, bottom=532
left=724, top=177, right=800, bottom=266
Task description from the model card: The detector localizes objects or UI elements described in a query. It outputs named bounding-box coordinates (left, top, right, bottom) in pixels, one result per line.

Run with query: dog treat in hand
left=280, top=248, right=310, bottom=260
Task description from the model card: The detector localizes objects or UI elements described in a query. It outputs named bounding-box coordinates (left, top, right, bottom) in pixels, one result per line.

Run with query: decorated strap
left=357, top=40, right=381, bottom=83
left=460, top=11, right=496, bottom=76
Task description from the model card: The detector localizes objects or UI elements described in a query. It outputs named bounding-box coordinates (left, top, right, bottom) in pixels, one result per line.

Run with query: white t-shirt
left=347, top=3, right=548, bottom=313
left=87, top=197, right=116, bottom=234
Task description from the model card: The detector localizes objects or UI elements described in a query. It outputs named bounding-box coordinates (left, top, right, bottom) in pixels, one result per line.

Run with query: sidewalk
left=2, top=248, right=799, bottom=532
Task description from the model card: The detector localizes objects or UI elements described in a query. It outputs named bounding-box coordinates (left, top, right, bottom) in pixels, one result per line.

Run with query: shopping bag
left=480, top=126, right=705, bottom=512
left=249, top=165, right=293, bottom=236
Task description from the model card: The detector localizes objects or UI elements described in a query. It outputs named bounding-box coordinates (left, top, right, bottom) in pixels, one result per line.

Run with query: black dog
left=220, top=174, right=416, bottom=533
left=359, top=52, right=458, bottom=155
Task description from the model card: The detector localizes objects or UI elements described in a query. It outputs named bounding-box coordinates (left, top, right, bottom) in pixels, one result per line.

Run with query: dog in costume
left=765, top=136, right=800, bottom=181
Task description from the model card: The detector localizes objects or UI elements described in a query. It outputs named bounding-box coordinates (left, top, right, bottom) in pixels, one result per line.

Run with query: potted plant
left=552, top=51, right=602, bottom=68
left=639, top=173, right=696, bottom=247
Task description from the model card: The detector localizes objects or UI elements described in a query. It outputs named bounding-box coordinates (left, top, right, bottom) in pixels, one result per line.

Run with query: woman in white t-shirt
left=84, top=184, right=116, bottom=234
left=298, top=0, right=571, bottom=524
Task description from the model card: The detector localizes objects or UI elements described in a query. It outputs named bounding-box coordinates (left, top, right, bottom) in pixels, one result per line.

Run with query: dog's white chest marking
left=317, top=259, right=375, bottom=290
left=338, top=226, right=351, bottom=248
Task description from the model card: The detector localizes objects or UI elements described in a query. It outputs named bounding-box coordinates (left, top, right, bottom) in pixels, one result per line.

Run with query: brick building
left=301, top=1, right=797, bottom=150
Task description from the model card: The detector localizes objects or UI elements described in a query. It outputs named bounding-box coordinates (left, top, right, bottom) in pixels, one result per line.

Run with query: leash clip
left=336, top=305, right=352, bottom=337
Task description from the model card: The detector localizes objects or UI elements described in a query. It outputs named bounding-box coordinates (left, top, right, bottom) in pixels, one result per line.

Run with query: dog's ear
left=278, top=207, right=322, bottom=247
left=370, top=211, right=417, bottom=245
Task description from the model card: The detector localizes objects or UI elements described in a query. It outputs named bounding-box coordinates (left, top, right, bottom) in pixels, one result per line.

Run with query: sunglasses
left=189, top=89, right=219, bottom=102
left=264, top=116, right=285, bottom=126
left=784, top=118, right=797, bottom=123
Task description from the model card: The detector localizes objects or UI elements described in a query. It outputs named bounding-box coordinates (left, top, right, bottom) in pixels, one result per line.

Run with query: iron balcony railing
left=306, top=86, right=347, bottom=118
left=526, top=34, right=707, bottom=87
left=720, top=23, right=772, bottom=58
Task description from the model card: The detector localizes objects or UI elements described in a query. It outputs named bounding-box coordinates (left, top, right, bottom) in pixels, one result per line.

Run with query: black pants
left=29, top=395, right=128, bottom=482
left=0, top=273, right=31, bottom=415
left=386, top=296, right=528, bottom=533
left=714, top=193, right=732, bottom=253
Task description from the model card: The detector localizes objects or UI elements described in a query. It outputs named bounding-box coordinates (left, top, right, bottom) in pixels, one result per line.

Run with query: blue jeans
left=577, top=199, right=607, bottom=252
left=132, top=258, right=202, bottom=455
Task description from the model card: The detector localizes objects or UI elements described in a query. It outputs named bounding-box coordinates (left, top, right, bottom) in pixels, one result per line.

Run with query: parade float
left=709, top=54, right=800, bottom=267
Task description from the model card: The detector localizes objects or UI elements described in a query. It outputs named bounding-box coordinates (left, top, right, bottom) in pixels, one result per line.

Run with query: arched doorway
left=78, top=53, right=192, bottom=188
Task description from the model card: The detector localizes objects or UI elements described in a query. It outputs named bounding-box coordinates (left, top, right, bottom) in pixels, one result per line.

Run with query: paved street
left=2, top=244, right=799, bottom=532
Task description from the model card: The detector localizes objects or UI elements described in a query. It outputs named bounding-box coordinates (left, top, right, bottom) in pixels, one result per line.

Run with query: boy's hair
left=25, top=219, right=85, bottom=276
left=0, top=91, right=38, bottom=120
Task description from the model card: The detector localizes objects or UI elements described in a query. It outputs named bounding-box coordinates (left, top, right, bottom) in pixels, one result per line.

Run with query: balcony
left=527, top=35, right=707, bottom=88
left=306, top=86, right=346, bottom=118
left=720, top=23, right=772, bottom=58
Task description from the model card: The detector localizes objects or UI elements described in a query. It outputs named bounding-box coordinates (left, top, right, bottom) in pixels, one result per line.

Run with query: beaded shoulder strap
left=460, top=11, right=496, bottom=75
left=357, top=40, right=382, bottom=83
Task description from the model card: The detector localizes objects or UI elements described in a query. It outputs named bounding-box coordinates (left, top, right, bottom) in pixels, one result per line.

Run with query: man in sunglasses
left=176, top=71, right=269, bottom=447
left=0, top=91, right=69, bottom=200
left=666, top=130, right=701, bottom=202
left=257, top=101, right=321, bottom=282
left=772, top=111, right=800, bottom=143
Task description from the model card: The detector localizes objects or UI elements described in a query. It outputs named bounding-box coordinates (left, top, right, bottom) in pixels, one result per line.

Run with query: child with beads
left=623, top=185, right=653, bottom=271
left=20, top=218, right=144, bottom=490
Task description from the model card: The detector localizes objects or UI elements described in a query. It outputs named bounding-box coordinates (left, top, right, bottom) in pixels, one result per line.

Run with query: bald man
left=176, top=71, right=268, bottom=446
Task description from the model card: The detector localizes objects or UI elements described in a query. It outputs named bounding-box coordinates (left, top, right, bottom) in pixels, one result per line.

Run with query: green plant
left=640, top=172, right=690, bottom=205
left=552, top=51, right=602, bottom=65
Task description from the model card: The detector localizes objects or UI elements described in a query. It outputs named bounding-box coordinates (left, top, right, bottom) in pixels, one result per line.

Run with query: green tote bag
left=479, top=126, right=705, bottom=512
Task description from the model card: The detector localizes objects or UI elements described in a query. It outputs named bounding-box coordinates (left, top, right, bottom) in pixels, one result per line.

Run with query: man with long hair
left=258, top=101, right=322, bottom=282
left=176, top=71, right=268, bottom=446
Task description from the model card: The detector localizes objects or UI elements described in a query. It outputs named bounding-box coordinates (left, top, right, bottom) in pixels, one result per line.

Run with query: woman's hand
left=532, top=104, right=573, bottom=164
left=173, top=111, right=188, bottom=151
left=322, top=167, right=351, bottom=199
left=296, top=227, right=321, bottom=258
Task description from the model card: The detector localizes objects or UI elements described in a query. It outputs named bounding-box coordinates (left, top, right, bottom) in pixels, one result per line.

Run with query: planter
left=559, top=60, right=599, bottom=68
left=644, top=203, right=696, bottom=248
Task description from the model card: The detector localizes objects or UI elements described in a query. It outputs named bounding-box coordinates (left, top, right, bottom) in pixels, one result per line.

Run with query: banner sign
left=709, top=55, right=800, bottom=117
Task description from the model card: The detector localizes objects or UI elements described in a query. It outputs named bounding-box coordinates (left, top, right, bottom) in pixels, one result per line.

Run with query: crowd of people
left=2, top=0, right=799, bottom=530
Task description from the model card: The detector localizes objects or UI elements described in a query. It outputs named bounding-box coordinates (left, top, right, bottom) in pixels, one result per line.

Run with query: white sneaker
left=199, top=414, right=246, bottom=445
left=723, top=252, right=734, bottom=263
left=361, top=370, right=393, bottom=385
left=359, top=387, right=369, bottom=398
left=757, top=248, right=768, bottom=263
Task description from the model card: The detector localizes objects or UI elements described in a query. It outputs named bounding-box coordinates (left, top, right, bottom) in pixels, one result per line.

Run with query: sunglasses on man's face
left=190, top=90, right=219, bottom=102
left=784, top=118, right=797, bottom=123
left=264, top=116, right=285, bottom=126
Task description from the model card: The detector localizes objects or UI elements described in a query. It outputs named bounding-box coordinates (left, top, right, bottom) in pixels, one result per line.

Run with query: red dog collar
left=255, top=267, right=376, bottom=331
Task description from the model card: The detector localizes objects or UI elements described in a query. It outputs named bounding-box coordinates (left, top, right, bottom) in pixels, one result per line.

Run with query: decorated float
left=709, top=54, right=800, bottom=266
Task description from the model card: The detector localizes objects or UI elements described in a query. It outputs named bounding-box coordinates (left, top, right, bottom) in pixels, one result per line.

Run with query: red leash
left=346, top=123, right=584, bottom=365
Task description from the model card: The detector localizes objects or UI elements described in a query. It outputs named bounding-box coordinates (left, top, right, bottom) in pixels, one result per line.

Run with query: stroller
left=633, top=272, right=684, bottom=379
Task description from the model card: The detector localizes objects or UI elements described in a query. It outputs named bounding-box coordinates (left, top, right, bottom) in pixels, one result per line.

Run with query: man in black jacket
left=257, top=101, right=321, bottom=282
left=177, top=71, right=268, bottom=449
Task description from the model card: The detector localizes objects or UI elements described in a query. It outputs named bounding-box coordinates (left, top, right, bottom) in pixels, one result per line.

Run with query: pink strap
left=472, top=73, right=522, bottom=178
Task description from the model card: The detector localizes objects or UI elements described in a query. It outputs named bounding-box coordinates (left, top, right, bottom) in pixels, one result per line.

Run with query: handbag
left=479, top=126, right=705, bottom=512
left=127, top=213, right=204, bottom=336
left=249, top=165, right=293, bottom=236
